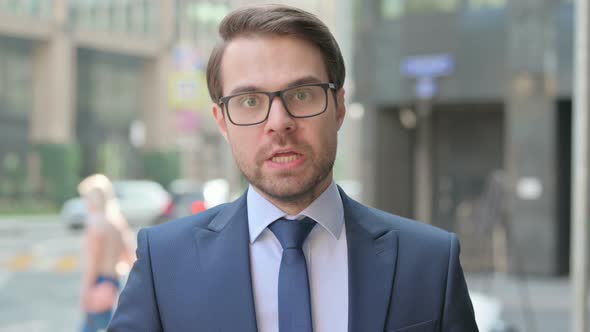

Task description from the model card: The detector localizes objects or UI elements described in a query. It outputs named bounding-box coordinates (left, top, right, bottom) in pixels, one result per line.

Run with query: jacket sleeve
left=441, top=233, right=479, bottom=332
left=108, top=229, right=163, bottom=332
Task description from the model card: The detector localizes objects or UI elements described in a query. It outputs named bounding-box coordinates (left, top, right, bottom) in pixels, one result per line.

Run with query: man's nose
left=264, top=96, right=296, bottom=133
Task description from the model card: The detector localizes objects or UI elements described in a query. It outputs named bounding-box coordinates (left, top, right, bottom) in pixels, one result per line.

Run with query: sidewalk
left=0, top=215, right=61, bottom=234
left=0, top=214, right=60, bottom=223
left=467, top=272, right=579, bottom=332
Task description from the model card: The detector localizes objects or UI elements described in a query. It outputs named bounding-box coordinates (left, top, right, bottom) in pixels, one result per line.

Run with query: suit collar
left=205, top=192, right=248, bottom=232
left=340, top=188, right=399, bottom=332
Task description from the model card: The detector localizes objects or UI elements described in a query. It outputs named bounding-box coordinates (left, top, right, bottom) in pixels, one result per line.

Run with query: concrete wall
left=370, top=4, right=574, bottom=105
left=355, top=3, right=572, bottom=275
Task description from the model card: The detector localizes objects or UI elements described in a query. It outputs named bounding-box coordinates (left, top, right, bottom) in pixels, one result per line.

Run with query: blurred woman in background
left=78, top=174, right=136, bottom=332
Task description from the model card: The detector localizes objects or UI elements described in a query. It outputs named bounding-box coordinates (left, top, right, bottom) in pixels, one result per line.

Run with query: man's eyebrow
left=227, top=76, right=325, bottom=96
left=228, top=85, right=260, bottom=95
left=285, top=76, right=323, bottom=88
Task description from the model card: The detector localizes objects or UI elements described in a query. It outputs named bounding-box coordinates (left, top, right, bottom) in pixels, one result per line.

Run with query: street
left=0, top=217, right=582, bottom=332
left=0, top=218, right=86, bottom=332
left=467, top=273, right=577, bottom=332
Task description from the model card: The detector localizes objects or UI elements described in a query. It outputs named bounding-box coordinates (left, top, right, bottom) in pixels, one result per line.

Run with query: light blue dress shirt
left=247, top=181, right=349, bottom=332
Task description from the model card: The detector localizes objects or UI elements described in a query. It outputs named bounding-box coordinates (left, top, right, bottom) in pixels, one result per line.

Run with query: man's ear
left=212, top=103, right=229, bottom=142
left=335, top=88, right=346, bottom=130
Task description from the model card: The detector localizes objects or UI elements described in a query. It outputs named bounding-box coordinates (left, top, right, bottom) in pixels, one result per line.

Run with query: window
left=405, top=0, right=458, bottom=13
left=144, top=0, right=159, bottom=35
left=0, top=0, right=22, bottom=15
left=0, top=52, right=3, bottom=108
left=381, top=0, right=459, bottom=20
left=381, top=0, right=403, bottom=19
left=468, top=0, right=506, bottom=11
left=89, top=60, right=139, bottom=129
left=0, top=48, right=32, bottom=115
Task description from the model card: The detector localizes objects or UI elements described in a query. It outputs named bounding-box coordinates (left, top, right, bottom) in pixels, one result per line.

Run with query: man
left=109, top=4, right=478, bottom=332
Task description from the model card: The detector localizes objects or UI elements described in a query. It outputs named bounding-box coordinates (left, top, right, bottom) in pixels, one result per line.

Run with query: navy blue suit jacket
left=108, top=189, right=478, bottom=331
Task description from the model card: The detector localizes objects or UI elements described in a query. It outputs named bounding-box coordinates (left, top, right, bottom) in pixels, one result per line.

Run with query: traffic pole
left=571, top=0, right=589, bottom=331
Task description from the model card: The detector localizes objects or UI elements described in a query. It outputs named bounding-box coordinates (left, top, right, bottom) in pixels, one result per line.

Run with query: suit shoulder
left=358, top=204, right=458, bottom=262
left=143, top=203, right=229, bottom=238
left=356, top=201, right=454, bottom=245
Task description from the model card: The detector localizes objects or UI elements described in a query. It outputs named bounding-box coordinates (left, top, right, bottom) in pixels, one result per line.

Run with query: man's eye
left=240, top=96, right=259, bottom=107
left=294, top=90, right=311, bottom=101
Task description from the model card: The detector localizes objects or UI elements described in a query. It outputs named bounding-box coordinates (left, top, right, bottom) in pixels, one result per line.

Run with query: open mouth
left=271, top=153, right=301, bottom=163
left=266, top=150, right=305, bottom=168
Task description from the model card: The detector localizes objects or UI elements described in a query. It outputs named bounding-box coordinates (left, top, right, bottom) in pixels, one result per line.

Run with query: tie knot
left=269, top=217, right=316, bottom=250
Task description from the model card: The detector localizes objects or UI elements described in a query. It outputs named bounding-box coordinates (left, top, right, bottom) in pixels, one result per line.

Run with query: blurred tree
left=143, top=151, right=180, bottom=188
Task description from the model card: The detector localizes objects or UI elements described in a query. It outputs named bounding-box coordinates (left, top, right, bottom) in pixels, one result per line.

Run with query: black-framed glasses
left=218, top=82, right=337, bottom=126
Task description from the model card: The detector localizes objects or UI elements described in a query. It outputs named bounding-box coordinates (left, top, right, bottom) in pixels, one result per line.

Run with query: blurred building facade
left=0, top=1, right=360, bottom=208
left=355, top=0, right=574, bottom=276
left=0, top=0, right=192, bottom=206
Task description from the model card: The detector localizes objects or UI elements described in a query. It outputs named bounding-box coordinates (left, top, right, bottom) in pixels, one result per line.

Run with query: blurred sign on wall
left=400, top=53, right=454, bottom=78
left=168, top=43, right=209, bottom=134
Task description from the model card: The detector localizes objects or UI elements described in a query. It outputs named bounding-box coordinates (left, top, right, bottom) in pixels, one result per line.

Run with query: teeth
left=272, top=155, right=299, bottom=163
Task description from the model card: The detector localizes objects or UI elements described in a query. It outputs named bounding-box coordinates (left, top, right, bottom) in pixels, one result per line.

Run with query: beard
left=233, top=138, right=336, bottom=207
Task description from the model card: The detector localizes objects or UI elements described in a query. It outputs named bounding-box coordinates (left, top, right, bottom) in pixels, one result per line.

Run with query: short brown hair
left=206, top=4, right=346, bottom=103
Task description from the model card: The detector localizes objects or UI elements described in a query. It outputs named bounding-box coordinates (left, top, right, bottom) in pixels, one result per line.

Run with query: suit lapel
left=341, top=190, right=398, bottom=332
left=193, top=194, right=258, bottom=331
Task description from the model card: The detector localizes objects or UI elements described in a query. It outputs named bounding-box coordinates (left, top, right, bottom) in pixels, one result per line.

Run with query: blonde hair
left=78, top=174, right=126, bottom=227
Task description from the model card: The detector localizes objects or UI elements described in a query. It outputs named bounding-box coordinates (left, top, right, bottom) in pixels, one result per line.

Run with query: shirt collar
left=247, top=181, right=344, bottom=243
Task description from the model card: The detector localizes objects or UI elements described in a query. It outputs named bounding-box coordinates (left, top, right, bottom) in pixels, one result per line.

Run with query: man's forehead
left=219, top=35, right=329, bottom=94
left=221, top=35, right=320, bottom=65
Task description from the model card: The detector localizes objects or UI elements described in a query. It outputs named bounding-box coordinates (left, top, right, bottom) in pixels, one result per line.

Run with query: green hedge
left=34, top=143, right=81, bottom=205
left=0, top=152, right=27, bottom=199
left=142, top=151, right=180, bottom=188
left=0, top=199, right=57, bottom=215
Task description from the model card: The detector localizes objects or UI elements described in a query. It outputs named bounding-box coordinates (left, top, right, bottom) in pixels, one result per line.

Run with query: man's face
left=212, top=35, right=345, bottom=208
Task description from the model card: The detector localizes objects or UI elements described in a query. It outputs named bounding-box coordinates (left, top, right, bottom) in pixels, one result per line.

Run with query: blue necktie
left=269, top=217, right=316, bottom=332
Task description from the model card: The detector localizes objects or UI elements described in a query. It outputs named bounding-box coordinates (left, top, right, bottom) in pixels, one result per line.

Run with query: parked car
left=168, top=178, right=205, bottom=219
left=61, top=179, right=174, bottom=229
left=168, top=178, right=231, bottom=219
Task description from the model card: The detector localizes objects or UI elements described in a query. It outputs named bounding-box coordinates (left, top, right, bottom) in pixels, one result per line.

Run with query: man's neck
left=252, top=178, right=333, bottom=216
